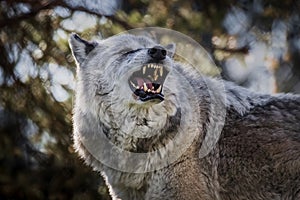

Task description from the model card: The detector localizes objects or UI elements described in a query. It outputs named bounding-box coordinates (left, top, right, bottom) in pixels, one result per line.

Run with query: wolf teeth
left=160, top=67, right=163, bottom=76
left=143, top=82, right=148, bottom=92
left=130, top=81, right=137, bottom=88
left=145, top=64, right=162, bottom=69
left=154, top=68, right=158, bottom=80
left=142, top=64, right=164, bottom=79
left=156, top=85, right=162, bottom=93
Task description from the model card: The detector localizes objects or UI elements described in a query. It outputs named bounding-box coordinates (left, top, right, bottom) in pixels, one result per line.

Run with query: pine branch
left=0, top=0, right=133, bottom=30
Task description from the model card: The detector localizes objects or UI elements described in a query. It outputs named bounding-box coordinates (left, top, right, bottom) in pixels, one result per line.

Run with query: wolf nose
left=148, top=46, right=167, bottom=61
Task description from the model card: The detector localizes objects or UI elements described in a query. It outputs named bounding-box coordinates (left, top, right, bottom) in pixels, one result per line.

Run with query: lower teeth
left=131, top=80, right=162, bottom=94
left=156, top=85, right=161, bottom=93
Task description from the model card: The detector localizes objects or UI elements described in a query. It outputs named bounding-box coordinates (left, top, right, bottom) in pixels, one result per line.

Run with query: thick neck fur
left=71, top=34, right=300, bottom=200
left=74, top=66, right=300, bottom=200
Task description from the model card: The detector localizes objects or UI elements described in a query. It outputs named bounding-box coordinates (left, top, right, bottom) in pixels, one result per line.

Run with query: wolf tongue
left=146, top=81, right=153, bottom=90
left=135, top=78, right=153, bottom=89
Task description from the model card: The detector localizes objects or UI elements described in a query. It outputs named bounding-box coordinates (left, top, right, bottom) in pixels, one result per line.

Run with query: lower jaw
left=139, top=94, right=164, bottom=102
left=132, top=89, right=164, bottom=102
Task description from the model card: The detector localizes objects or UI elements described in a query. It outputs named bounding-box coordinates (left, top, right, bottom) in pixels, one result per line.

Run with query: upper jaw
left=128, top=63, right=169, bottom=102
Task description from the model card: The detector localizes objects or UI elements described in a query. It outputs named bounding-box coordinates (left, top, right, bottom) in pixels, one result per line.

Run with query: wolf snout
left=148, top=46, right=167, bottom=61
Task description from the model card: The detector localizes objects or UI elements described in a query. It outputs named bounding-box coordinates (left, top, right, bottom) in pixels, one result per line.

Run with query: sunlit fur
left=70, top=33, right=300, bottom=200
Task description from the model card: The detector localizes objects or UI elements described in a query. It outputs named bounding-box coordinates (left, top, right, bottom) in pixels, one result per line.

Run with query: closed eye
left=123, top=48, right=143, bottom=55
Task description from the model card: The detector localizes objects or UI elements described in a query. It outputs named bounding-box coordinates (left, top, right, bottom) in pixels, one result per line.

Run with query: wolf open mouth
left=128, top=63, right=169, bottom=101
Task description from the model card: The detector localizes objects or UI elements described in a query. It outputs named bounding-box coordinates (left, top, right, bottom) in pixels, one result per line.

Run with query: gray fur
left=69, top=33, right=300, bottom=200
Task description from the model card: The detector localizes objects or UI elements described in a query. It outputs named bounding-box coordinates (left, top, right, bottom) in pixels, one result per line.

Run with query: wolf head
left=69, top=33, right=220, bottom=172
left=69, top=33, right=176, bottom=103
left=70, top=34, right=194, bottom=151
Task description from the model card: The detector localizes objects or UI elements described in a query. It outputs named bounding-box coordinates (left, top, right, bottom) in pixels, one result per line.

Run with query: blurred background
left=1, top=0, right=300, bottom=199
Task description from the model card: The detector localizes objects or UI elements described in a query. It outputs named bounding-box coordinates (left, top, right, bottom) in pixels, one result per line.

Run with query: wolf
left=69, top=32, right=300, bottom=200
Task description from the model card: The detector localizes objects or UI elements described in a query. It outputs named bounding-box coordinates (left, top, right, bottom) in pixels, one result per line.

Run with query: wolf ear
left=69, top=33, right=98, bottom=65
left=165, top=43, right=176, bottom=58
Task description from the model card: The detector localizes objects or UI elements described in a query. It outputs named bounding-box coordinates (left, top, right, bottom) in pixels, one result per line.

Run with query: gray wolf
left=69, top=32, right=300, bottom=200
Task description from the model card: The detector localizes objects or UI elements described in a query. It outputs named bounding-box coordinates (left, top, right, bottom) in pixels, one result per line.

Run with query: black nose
left=148, top=46, right=167, bottom=61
